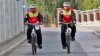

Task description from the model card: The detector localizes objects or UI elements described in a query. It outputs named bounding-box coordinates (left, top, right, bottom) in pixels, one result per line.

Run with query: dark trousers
left=61, top=24, right=76, bottom=46
left=27, top=25, right=42, bottom=45
left=71, top=24, right=76, bottom=39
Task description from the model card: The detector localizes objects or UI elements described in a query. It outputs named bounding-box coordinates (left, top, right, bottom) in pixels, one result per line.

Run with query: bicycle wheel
left=66, top=34, right=71, bottom=54
left=32, top=45, right=36, bottom=55
left=32, top=36, right=37, bottom=55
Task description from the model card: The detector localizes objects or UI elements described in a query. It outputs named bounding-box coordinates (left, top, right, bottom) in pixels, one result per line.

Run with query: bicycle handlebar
left=59, top=22, right=72, bottom=25
left=25, top=22, right=39, bottom=25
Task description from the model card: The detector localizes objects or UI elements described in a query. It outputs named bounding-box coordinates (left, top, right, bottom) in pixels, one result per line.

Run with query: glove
left=58, top=22, right=62, bottom=25
left=73, top=21, right=76, bottom=24
left=39, top=22, right=43, bottom=25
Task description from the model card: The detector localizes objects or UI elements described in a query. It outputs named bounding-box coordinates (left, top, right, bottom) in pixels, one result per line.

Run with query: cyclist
left=59, top=2, right=76, bottom=49
left=24, top=4, right=43, bottom=49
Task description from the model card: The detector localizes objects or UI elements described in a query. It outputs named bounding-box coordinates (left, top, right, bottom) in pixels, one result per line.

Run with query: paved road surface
left=7, top=28, right=100, bottom=56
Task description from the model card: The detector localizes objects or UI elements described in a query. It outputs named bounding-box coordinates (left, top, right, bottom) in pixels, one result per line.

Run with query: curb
left=93, top=32, right=100, bottom=37
left=0, top=38, right=27, bottom=56
left=0, top=32, right=24, bottom=46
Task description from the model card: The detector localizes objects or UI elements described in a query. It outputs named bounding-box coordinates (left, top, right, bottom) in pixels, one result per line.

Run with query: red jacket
left=24, top=11, right=43, bottom=24
left=59, top=8, right=76, bottom=23
left=28, top=12, right=39, bottom=24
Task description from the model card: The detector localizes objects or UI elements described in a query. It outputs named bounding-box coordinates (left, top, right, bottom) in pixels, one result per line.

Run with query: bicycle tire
left=32, top=45, right=35, bottom=55
left=32, top=45, right=37, bottom=54
left=66, top=34, right=71, bottom=54
left=32, top=35, right=37, bottom=55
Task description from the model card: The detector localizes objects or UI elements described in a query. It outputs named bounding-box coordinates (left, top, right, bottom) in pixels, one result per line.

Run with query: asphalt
left=6, top=28, right=100, bottom=56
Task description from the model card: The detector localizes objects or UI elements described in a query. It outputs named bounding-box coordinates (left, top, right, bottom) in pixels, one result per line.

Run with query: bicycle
left=27, top=22, right=40, bottom=55
left=60, top=22, right=72, bottom=54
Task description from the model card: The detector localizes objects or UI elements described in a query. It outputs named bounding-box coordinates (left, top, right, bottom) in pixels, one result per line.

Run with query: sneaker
left=72, top=38, right=75, bottom=41
left=62, top=46, right=66, bottom=49
left=28, top=40, right=31, bottom=43
left=38, top=45, right=42, bottom=49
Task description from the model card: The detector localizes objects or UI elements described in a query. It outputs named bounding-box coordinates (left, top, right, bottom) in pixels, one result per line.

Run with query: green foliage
left=27, top=0, right=68, bottom=24
left=70, top=0, right=100, bottom=10
left=27, top=0, right=100, bottom=25
left=27, top=0, right=34, bottom=6
left=27, top=0, right=87, bottom=25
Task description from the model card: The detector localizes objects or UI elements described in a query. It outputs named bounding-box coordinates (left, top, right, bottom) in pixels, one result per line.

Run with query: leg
left=27, top=25, right=33, bottom=43
left=61, top=24, right=67, bottom=48
left=35, top=26, right=42, bottom=49
left=71, top=24, right=76, bottom=41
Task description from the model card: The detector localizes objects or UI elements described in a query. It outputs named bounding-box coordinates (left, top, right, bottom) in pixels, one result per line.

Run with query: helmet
left=63, top=2, right=70, bottom=7
left=29, top=4, right=37, bottom=9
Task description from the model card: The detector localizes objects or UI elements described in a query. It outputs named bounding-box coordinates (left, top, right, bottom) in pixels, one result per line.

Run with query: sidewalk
left=77, top=25, right=100, bottom=36
left=0, top=33, right=26, bottom=56
left=96, top=31, right=100, bottom=33
left=94, top=31, right=100, bottom=37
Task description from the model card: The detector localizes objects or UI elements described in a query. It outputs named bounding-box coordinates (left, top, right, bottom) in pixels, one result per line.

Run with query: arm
left=24, top=14, right=28, bottom=23
left=38, top=13, right=43, bottom=23
left=71, top=10, right=76, bottom=22
left=59, top=13, right=63, bottom=22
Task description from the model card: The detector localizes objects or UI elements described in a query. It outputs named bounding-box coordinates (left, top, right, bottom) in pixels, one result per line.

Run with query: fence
left=57, top=7, right=100, bottom=26
left=0, top=0, right=26, bottom=43
left=76, top=8, right=100, bottom=26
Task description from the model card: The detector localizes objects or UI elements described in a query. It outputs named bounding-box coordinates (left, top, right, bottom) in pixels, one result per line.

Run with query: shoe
left=38, top=45, right=42, bottom=49
left=72, top=38, right=75, bottom=41
left=62, top=46, right=66, bottom=49
left=28, top=40, right=31, bottom=43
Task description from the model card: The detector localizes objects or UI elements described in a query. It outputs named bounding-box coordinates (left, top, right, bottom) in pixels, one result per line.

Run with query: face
left=31, top=8, right=37, bottom=13
left=63, top=6, right=69, bottom=10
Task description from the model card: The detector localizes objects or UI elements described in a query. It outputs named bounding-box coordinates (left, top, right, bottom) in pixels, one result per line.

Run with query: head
left=29, top=5, right=37, bottom=13
left=63, top=2, right=70, bottom=10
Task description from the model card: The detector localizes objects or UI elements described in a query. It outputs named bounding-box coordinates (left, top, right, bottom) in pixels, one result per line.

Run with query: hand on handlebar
left=24, top=23, right=28, bottom=25
left=58, top=22, right=63, bottom=25
left=39, top=22, right=43, bottom=25
left=72, top=21, right=76, bottom=24
left=24, top=22, right=43, bottom=25
left=59, top=22, right=71, bottom=25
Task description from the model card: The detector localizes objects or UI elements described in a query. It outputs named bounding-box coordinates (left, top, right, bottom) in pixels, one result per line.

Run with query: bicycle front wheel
left=66, top=35, right=71, bottom=54
left=32, top=36, right=37, bottom=55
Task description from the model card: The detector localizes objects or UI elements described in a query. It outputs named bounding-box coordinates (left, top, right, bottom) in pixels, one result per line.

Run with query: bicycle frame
left=65, top=24, right=71, bottom=36
left=27, top=23, right=39, bottom=55
left=27, top=23, right=38, bottom=45
left=31, top=25, right=37, bottom=46
left=27, top=23, right=38, bottom=40
left=62, top=22, right=72, bottom=54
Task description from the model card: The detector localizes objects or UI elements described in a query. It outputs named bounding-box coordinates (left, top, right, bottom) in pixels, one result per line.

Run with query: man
left=24, top=5, right=43, bottom=49
left=59, top=2, right=76, bottom=49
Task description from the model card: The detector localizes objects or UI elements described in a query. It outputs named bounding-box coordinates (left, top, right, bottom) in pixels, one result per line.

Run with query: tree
left=77, top=0, right=100, bottom=10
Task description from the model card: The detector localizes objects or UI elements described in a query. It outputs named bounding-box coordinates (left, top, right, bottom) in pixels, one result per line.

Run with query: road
left=7, top=28, right=100, bottom=56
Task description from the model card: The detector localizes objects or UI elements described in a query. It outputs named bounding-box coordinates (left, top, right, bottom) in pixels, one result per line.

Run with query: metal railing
left=75, top=8, right=100, bottom=26
left=57, top=7, right=100, bottom=26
